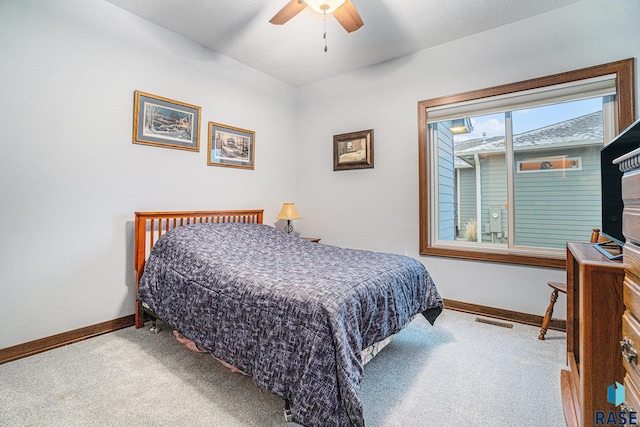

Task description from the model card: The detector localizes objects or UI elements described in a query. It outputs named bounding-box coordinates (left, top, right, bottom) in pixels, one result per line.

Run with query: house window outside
left=418, top=59, right=635, bottom=267
left=433, top=98, right=604, bottom=253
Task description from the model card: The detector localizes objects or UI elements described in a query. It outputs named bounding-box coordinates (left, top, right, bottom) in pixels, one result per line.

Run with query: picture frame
left=132, top=90, right=201, bottom=151
left=208, top=122, right=255, bottom=170
left=333, top=129, right=374, bottom=171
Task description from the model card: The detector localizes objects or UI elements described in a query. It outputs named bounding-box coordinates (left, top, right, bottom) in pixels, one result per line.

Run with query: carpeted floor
left=0, top=309, right=567, bottom=426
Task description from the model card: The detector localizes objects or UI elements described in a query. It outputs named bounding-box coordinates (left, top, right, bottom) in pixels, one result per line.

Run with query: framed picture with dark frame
left=333, top=129, right=374, bottom=170
left=207, top=122, right=255, bottom=170
left=132, top=90, right=201, bottom=151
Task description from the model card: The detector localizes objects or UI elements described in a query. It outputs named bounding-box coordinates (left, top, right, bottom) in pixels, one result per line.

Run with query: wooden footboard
left=133, top=209, right=264, bottom=328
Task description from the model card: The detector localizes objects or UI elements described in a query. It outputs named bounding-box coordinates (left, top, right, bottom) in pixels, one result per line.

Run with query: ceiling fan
left=269, top=0, right=364, bottom=33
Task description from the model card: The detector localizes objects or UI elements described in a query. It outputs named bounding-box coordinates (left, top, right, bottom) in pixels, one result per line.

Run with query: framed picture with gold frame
left=333, top=129, right=374, bottom=170
left=132, top=90, right=201, bottom=151
left=207, top=122, right=255, bottom=170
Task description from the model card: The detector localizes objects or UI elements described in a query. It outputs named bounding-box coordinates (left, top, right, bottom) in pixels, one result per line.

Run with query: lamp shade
left=275, top=203, right=302, bottom=220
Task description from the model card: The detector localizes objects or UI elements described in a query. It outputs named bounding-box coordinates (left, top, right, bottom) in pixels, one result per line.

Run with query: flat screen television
left=597, top=118, right=640, bottom=259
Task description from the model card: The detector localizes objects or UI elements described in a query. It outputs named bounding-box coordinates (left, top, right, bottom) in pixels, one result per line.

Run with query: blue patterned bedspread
left=138, top=223, right=442, bottom=427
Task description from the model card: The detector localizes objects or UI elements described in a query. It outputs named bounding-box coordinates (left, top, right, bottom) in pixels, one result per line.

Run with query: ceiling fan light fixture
left=305, top=0, right=346, bottom=14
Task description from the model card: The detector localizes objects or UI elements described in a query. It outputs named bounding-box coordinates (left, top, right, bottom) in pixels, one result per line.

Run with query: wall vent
left=475, top=317, right=514, bottom=329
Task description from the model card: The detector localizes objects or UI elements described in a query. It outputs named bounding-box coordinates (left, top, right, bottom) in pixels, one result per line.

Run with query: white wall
left=0, top=0, right=298, bottom=348
left=295, top=0, right=640, bottom=318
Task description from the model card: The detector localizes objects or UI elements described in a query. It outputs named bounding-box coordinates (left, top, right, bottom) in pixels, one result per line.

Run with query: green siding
left=513, top=146, right=601, bottom=248
left=458, top=168, right=477, bottom=240
left=455, top=146, right=601, bottom=248
left=478, top=155, right=507, bottom=243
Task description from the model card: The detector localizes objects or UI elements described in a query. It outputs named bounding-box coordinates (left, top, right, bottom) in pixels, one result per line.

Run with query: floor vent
left=475, top=317, right=514, bottom=329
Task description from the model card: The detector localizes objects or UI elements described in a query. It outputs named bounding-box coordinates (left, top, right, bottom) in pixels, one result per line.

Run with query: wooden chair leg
left=538, top=289, right=559, bottom=340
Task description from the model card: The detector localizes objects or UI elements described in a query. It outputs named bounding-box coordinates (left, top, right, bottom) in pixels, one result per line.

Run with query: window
left=418, top=59, right=635, bottom=268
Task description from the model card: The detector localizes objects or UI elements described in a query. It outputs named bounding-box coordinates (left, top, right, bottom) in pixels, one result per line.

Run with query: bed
left=134, top=209, right=443, bottom=427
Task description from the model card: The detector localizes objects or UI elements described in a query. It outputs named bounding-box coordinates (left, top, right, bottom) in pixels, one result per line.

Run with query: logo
left=595, top=382, right=638, bottom=426
left=609, top=382, right=626, bottom=407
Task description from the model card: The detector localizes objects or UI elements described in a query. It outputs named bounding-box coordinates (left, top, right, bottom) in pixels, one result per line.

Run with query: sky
left=455, top=97, right=603, bottom=141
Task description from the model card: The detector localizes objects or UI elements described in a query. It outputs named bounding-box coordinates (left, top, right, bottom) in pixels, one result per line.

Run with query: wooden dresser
left=561, top=242, right=625, bottom=427
left=617, top=148, right=640, bottom=416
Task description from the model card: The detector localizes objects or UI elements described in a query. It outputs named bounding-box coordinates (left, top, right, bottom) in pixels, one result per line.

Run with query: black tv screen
left=600, top=118, right=640, bottom=245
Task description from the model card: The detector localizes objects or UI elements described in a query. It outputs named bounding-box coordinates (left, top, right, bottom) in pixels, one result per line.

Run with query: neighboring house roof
left=454, top=111, right=603, bottom=161
left=455, top=156, right=475, bottom=169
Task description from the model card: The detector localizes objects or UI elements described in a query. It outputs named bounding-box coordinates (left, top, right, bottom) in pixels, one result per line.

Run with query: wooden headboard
left=133, top=209, right=264, bottom=328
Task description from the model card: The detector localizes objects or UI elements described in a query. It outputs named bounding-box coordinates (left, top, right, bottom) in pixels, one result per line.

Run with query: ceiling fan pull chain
left=323, top=8, right=328, bottom=52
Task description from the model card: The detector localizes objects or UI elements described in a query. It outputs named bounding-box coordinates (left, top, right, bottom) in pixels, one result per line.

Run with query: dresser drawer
left=622, top=311, right=640, bottom=385
left=625, top=373, right=640, bottom=414
left=624, top=242, right=640, bottom=281
left=624, top=273, right=640, bottom=318
left=622, top=170, right=640, bottom=244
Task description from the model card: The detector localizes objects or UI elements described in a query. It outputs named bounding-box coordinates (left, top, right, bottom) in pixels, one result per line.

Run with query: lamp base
left=284, top=220, right=294, bottom=234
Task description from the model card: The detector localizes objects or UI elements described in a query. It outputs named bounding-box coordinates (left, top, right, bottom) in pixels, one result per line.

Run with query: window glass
left=430, top=97, right=604, bottom=252
left=511, top=99, right=603, bottom=249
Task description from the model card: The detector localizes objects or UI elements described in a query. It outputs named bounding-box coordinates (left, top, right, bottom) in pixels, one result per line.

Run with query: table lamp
left=276, top=203, right=302, bottom=234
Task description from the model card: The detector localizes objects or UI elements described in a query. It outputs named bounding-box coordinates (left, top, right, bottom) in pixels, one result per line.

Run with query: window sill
left=420, top=245, right=566, bottom=269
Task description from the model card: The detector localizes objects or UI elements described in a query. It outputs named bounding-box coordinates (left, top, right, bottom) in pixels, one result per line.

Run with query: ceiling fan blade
left=269, top=0, right=307, bottom=25
left=333, top=0, right=363, bottom=33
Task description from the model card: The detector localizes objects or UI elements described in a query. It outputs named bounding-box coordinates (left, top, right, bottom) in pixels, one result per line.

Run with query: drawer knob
left=622, top=337, right=638, bottom=364
left=622, top=402, right=634, bottom=412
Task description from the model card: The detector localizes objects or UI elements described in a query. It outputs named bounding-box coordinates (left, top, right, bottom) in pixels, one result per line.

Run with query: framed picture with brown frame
left=132, top=90, right=201, bottom=151
left=333, top=129, right=374, bottom=171
left=207, top=122, right=255, bottom=170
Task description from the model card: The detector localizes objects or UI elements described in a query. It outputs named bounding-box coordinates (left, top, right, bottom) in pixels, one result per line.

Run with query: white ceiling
left=104, top=0, right=583, bottom=87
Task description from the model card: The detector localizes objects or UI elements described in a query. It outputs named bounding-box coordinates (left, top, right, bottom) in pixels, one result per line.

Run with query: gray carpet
left=0, top=310, right=567, bottom=426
